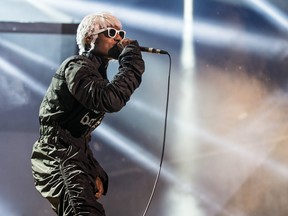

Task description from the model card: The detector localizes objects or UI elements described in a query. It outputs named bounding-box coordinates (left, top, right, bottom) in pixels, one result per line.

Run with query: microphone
left=140, top=46, right=168, bottom=54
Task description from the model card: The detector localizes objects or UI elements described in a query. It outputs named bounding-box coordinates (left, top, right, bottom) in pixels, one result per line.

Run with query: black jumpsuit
left=31, top=41, right=145, bottom=216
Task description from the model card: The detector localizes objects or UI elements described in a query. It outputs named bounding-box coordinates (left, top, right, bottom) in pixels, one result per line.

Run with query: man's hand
left=95, top=176, right=104, bottom=199
left=108, top=38, right=138, bottom=59
left=118, top=38, right=134, bottom=49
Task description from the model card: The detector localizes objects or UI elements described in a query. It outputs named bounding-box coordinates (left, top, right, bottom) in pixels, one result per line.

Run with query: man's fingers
left=95, top=192, right=102, bottom=199
left=95, top=177, right=104, bottom=199
left=119, top=38, right=133, bottom=47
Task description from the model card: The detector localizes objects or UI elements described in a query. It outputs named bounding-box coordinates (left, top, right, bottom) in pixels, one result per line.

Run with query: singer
left=31, top=12, right=145, bottom=216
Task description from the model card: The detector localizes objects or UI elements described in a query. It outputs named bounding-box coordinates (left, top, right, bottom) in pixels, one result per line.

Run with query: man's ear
left=85, top=36, right=92, bottom=45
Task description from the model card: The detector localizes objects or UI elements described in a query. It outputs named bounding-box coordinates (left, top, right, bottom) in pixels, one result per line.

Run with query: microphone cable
left=142, top=51, right=172, bottom=216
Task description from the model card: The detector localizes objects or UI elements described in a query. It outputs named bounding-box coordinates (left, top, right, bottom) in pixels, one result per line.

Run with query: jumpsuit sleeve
left=65, top=40, right=145, bottom=113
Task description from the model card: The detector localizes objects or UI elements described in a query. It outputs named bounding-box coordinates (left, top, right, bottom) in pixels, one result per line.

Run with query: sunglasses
left=93, top=27, right=126, bottom=39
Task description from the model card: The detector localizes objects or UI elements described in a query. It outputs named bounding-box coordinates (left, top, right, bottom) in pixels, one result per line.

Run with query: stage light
left=161, top=0, right=206, bottom=215
left=215, top=0, right=288, bottom=32
left=26, top=0, right=73, bottom=22
left=92, top=124, right=176, bottom=183
left=39, top=0, right=288, bottom=59
left=0, top=56, right=47, bottom=95
left=194, top=20, right=288, bottom=58
left=2, top=2, right=287, bottom=214
left=37, top=0, right=184, bottom=38
left=181, top=0, right=194, bottom=69
left=244, top=0, right=288, bottom=32
left=0, top=199, right=16, bottom=216
left=0, top=38, right=57, bottom=69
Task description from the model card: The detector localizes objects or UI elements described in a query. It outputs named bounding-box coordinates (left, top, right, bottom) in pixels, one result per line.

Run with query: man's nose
left=114, top=33, right=123, bottom=41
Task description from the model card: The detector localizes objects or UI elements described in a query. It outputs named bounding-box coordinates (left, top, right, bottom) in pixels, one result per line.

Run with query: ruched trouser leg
left=57, top=145, right=105, bottom=216
left=31, top=138, right=106, bottom=216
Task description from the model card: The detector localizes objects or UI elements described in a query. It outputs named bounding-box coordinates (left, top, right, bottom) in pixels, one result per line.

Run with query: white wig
left=76, top=12, right=122, bottom=54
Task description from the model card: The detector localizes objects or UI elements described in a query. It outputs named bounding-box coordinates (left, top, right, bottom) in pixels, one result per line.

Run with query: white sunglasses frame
left=92, top=27, right=126, bottom=39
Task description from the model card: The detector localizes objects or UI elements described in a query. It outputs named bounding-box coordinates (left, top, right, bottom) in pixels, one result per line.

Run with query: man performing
left=31, top=12, right=145, bottom=215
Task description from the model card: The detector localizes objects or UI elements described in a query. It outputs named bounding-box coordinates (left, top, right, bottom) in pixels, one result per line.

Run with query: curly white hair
left=76, top=12, right=122, bottom=54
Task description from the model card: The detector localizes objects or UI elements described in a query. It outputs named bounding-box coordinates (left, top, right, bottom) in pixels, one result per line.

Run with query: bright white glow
left=130, top=93, right=288, bottom=180
left=38, top=0, right=184, bottom=38
left=164, top=192, right=205, bottom=216
left=181, top=0, right=194, bottom=69
left=93, top=123, right=176, bottom=182
left=0, top=57, right=47, bottom=95
left=131, top=99, right=165, bottom=120
left=2, top=2, right=287, bottom=213
left=26, top=0, right=73, bottom=22
left=194, top=20, right=288, bottom=58
left=0, top=199, right=16, bottom=216
left=166, top=0, right=200, bottom=215
left=94, top=123, right=230, bottom=214
left=215, top=0, right=288, bottom=31
left=244, top=0, right=288, bottom=31
left=176, top=90, right=288, bottom=180
left=40, top=0, right=288, bottom=59
left=0, top=38, right=57, bottom=69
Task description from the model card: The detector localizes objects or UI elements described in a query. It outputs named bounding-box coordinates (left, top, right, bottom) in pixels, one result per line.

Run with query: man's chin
left=107, top=44, right=121, bottom=59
